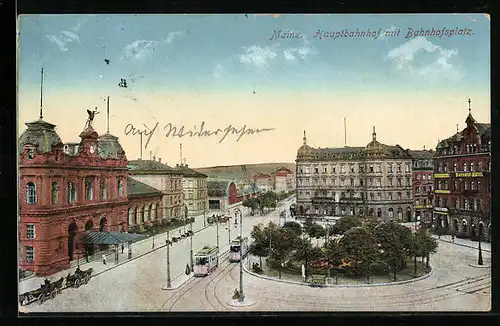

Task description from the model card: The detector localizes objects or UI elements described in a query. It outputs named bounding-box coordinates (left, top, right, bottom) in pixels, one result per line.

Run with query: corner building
left=19, top=118, right=128, bottom=276
left=295, top=128, right=413, bottom=220
left=407, top=149, right=435, bottom=225
left=433, top=103, right=491, bottom=240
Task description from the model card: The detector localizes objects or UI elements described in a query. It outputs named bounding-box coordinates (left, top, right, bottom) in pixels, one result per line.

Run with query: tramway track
left=162, top=250, right=231, bottom=311
left=203, top=259, right=239, bottom=311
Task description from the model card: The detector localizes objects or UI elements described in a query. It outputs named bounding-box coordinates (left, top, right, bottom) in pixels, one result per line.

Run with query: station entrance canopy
left=83, top=231, right=146, bottom=245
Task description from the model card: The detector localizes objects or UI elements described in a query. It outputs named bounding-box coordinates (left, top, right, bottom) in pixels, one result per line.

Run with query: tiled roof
left=174, top=164, right=208, bottom=178
left=407, top=150, right=434, bottom=160
left=127, top=177, right=163, bottom=197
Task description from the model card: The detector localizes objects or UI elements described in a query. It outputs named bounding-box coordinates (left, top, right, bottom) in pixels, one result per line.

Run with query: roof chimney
left=153, top=155, right=156, bottom=161
left=158, top=158, right=162, bottom=163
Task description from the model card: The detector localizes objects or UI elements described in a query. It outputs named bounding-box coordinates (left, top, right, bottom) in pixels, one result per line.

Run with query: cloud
left=45, top=21, right=83, bottom=52
left=165, top=31, right=183, bottom=44
left=124, top=40, right=158, bottom=60
left=283, top=46, right=313, bottom=61
left=213, top=64, right=224, bottom=78
left=238, top=45, right=277, bottom=68
left=386, top=36, right=461, bottom=81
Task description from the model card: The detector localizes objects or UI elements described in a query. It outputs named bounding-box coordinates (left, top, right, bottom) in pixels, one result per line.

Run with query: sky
left=17, top=14, right=490, bottom=168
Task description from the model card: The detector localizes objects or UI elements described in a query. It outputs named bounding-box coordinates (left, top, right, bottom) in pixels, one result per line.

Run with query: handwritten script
left=124, top=121, right=276, bottom=149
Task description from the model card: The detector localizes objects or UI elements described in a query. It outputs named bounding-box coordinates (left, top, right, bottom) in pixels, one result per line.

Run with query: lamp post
left=203, top=210, right=206, bottom=228
left=152, top=232, right=155, bottom=249
left=166, top=230, right=171, bottom=288
left=477, top=223, right=483, bottom=266
left=190, top=215, right=194, bottom=272
left=228, top=219, right=231, bottom=244
left=238, top=210, right=245, bottom=302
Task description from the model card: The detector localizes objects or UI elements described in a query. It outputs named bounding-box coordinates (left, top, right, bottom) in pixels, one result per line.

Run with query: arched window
left=478, top=161, right=483, bottom=171
left=463, top=162, right=467, bottom=172
left=473, top=199, right=478, bottom=211
left=368, top=208, right=374, bottom=216
left=27, top=148, right=35, bottom=159
left=388, top=208, right=394, bottom=218
left=377, top=208, right=382, bottom=217
left=135, top=207, right=139, bottom=225
left=145, top=204, right=150, bottom=221
left=128, top=208, right=134, bottom=226
left=68, top=181, right=77, bottom=203
left=350, top=207, right=354, bottom=215
left=397, top=207, right=403, bottom=219
left=85, top=178, right=93, bottom=201
left=51, top=182, right=59, bottom=204
left=149, top=204, right=153, bottom=220
left=118, top=179, right=123, bottom=197
left=101, top=180, right=107, bottom=200
left=151, top=204, right=156, bottom=221
left=26, top=182, right=36, bottom=204
left=141, top=206, right=145, bottom=223
left=453, top=162, right=457, bottom=171
left=461, top=220, right=467, bottom=233
left=470, top=162, right=474, bottom=172
left=464, top=199, right=469, bottom=210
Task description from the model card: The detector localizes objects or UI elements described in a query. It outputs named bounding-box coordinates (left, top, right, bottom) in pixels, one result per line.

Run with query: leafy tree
left=249, top=224, right=269, bottom=267
left=325, top=239, right=345, bottom=284
left=331, top=216, right=363, bottom=235
left=362, top=217, right=381, bottom=230
left=374, top=222, right=412, bottom=281
left=339, top=227, right=379, bottom=282
left=282, top=221, right=302, bottom=237
left=243, top=198, right=259, bottom=215
left=268, top=226, right=296, bottom=279
left=293, top=238, right=322, bottom=279
left=306, top=223, right=326, bottom=246
left=420, top=230, right=438, bottom=269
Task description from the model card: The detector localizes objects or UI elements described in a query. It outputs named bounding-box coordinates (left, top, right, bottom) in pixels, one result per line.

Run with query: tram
left=194, top=245, right=219, bottom=277
left=229, top=236, right=249, bottom=262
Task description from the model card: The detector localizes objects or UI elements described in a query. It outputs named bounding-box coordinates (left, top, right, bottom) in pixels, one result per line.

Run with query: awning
left=83, top=231, right=147, bottom=245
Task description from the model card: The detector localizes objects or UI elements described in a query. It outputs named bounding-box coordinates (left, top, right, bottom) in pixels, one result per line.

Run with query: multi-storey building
left=433, top=101, right=491, bottom=240
left=175, top=163, right=209, bottom=217
left=274, top=167, right=296, bottom=193
left=295, top=128, right=413, bottom=221
left=127, top=177, right=164, bottom=228
left=19, top=115, right=129, bottom=276
left=253, top=173, right=273, bottom=192
left=128, top=159, right=185, bottom=221
left=407, top=149, right=435, bottom=225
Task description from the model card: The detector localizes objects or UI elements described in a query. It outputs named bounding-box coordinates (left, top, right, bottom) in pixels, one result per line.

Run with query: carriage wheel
left=74, top=278, right=81, bottom=288
left=38, top=294, right=44, bottom=304
left=50, top=290, right=56, bottom=299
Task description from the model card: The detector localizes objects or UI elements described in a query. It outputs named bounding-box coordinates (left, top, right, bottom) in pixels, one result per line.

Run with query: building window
left=377, top=193, right=381, bottom=201
left=388, top=208, right=394, bottom=218
left=370, top=193, right=374, bottom=200
left=388, top=192, right=393, bottom=200
left=26, top=182, right=36, bottom=204
left=464, top=181, right=468, bottom=191
left=453, top=162, right=457, bottom=171
left=478, top=181, right=481, bottom=191
left=85, top=178, right=94, bottom=201
left=473, top=199, right=478, bottom=211
left=454, top=181, right=459, bottom=191
left=416, top=186, right=420, bottom=193
left=437, top=164, right=441, bottom=172
left=331, top=166, right=336, bottom=173
left=68, top=181, right=77, bottom=203
left=405, top=163, right=410, bottom=173
left=455, top=199, right=460, bottom=209
left=350, top=178, right=354, bottom=187
left=416, top=199, right=420, bottom=205
left=128, top=208, right=134, bottom=226
left=443, top=164, right=447, bottom=172
left=377, top=179, right=381, bottom=187
left=300, top=168, right=303, bottom=174
left=324, top=167, right=328, bottom=173
left=471, top=181, right=475, bottom=191
left=406, top=177, right=410, bottom=186
left=359, top=165, right=364, bottom=173
left=463, top=162, right=467, bottom=172
left=388, top=178, right=393, bottom=186
left=118, top=179, right=124, bottom=197
left=27, top=148, right=35, bottom=160
left=350, top=207, right=354, bottom=215
left=340, top=165, right=345, bottom=173
left=26, top=224, right=35, bottom=239
left=350, top=166, right=355, bottom=173
left=397, top=164, right=401, bottom=173
left=315, top=167, right=319, bottom=174
left=360, top=179, right=363, bottom=186
left=397, top=192, right=402, bottom=200
left=470, top=162, right=474, bottom=172
left=388, top=164, right=393, bottom=173
left=369, top=165, right=374, bottom=173
left=406, top=191, right=411, bottom=198
left=101, top=180, right=107, bottom=200
left=464, top=199, right=469, bottom=210
left=397, top=178, right=402, bottom=187
left=51, top=182, right=59, bottom=205
left=340, top=179, right=345, bottom=187
left=478, top=162, right=483, bottom=171
left=26, top=246, right=34, bottom=263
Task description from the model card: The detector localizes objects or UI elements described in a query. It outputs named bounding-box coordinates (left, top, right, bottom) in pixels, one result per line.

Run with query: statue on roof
left=85, top=107, right=99, bottom=130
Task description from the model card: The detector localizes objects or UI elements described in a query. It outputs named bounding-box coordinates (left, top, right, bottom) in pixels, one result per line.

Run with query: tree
left=331, top=216, right=362, bottom=235
left=362, top=217, right=381, bottom=231
left=282, top=221, right=302, bottom=237
left=409, top=231, right=425, bottom=277
left=339, top=227, right=379, bottom=282
left=268, top=226, right=296, bottom=279
left=242, top=198, right=259, bottom=216
left=293, top=238, right=322, bottom=279
left=325, top=239, right=345, bottom=284
left=420, top=230, right=438, bottom=269
left=374, top=222, right=413, bottom=281
left=249, top=224, right=269, bottom=268
left=306, top=223, right=326, bottom=246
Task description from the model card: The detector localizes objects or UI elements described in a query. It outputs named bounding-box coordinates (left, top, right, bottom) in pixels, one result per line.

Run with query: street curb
left=468, top=263, right=490, bottom=269
left=242, top=258, right=433, bottom=288
left=436, top=237, right=491, bottom=253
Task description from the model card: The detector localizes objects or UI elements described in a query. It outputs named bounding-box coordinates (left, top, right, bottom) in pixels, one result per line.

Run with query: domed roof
left=98, top=133, right=126, bottom=159
left=297, top=131, right=315, bottom=160
left=19, top=119, right=63, bottom=153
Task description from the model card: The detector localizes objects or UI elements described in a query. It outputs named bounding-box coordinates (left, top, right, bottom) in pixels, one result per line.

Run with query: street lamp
left=472, top=223, right=484, bottom=266
left=203, top=210, right=206, bottom=228
left=238, top=210, right=245, bottom=302
left=228, top=219, right=231, bottom=244
left=166, top=230, right=171, bottom=288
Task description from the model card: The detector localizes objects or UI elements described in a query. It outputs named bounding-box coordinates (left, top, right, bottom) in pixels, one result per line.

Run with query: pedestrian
left=451, top=234, right=455, bottom=242
left=121, top=244, right=124, bottom=254
left=102, top=254, right=106, bottom=265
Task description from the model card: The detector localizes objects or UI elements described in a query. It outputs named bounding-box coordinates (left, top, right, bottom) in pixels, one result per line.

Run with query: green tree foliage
left=331, top=216, right=363, bottom=235
left=249, top=223, right=269, bottom=267
left=282, top=221, right=302, bottom=237
left=306, top=223, right=326, bottom=245
left=374, top=222, right=413, bottom=281
left=339, top=227, right=379, bottom=280
left=361, top=217, right=381, bottom=230
left=292, top=238, right=322, bottom=278
left=268, top=225, right=296, bottom=279
left=242, top=198, right=259, bottom=215
left=409, top=230, right=427, bottom=277
left=419, top=230, right=438, bottom=269
left=325, top=238, right=345, bottom=283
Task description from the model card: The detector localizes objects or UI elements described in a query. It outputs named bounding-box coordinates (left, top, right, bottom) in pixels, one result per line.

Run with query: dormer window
left=27, top=148, right=35, bottom=160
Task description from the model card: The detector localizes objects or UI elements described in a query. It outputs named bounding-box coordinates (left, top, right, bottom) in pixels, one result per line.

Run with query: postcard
left=17, top=14, right=491, bottom=313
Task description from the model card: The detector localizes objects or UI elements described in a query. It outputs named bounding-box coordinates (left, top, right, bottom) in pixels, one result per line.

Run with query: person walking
left=102, top=254, right=107, bottom=265
left=121, top=244, right=124, bottom=254
left=451, top=234, right=455, bottom=243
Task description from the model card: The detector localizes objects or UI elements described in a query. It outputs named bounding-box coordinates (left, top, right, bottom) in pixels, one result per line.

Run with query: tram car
left=229, top=236, right=249, bottom=262
left=194, top=245, right=219, bottom=277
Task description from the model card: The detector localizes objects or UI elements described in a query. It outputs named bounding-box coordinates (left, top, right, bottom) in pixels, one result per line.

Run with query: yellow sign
left=434, top=190, right=450, bottom=194
left=415, top=205, right=433, bottom=209
left=455, top=172, right=484, bottom=178
left=434, top=173, right=450, bottom=178
left=434, top=211, right=448, bottom=215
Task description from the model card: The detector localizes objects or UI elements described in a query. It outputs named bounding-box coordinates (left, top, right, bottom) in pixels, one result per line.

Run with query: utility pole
left=190, top=216, right=194, bottom=272
left=166, top=230, right=171, bottom=288
left=216, top=218, right=220, bottom=266
left=478, top=229, right=483, bottom=265
left=238, top=211, right=245, bottom=302
left=203, top=210, right=206, bottom=228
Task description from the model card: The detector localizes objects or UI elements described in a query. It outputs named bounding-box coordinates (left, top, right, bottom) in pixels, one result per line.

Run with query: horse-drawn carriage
left=207, top=214, right=229, bottom=225
left=19, top=277, right=64, bottom=306
left=66, top=267, right=93, bottom=288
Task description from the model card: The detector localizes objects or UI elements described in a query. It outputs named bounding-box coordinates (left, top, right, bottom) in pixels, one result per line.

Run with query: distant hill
left=193, top=163, right=296, bottom=182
